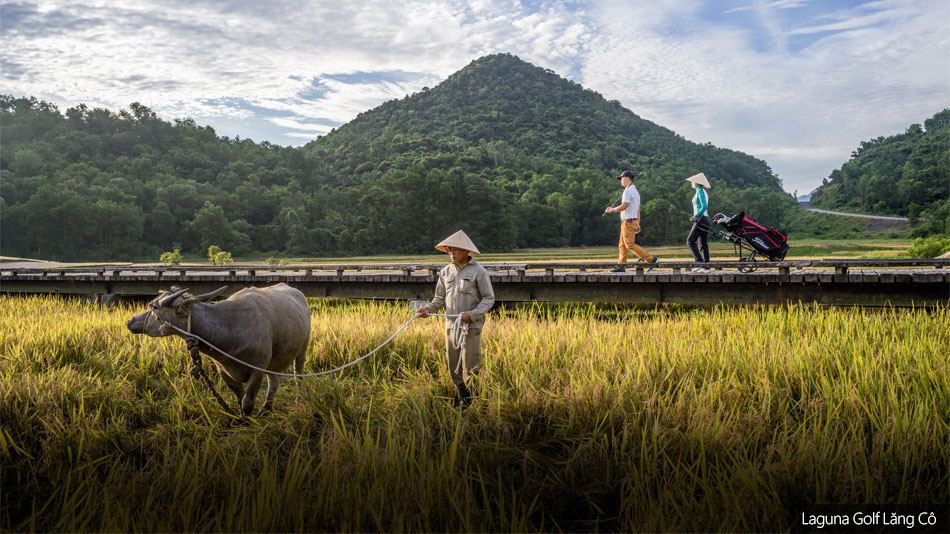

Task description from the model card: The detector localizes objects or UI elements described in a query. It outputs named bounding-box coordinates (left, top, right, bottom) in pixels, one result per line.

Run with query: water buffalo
left=127, top=283, right=311, bottom=416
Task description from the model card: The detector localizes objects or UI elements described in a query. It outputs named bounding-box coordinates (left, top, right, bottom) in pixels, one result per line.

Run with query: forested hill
left=2, top=54, right=800, bottom=261
left=302, top=54, right=797, bottom=253
left=305, top=54, right=781, bottom=190
left=809, top=109, right=949, bottom=232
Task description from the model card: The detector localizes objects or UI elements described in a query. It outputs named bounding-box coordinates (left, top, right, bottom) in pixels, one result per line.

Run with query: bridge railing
left=2, top=258, right=947, bottom=279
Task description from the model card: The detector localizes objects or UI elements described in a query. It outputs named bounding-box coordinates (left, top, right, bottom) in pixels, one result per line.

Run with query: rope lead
left=161, top=312, right=463, bottom=378
left=449, top=314, right=470, bottom=375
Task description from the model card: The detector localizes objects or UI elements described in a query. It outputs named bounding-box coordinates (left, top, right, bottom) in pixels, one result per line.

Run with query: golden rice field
left=1, top=295, right=948, bottom=532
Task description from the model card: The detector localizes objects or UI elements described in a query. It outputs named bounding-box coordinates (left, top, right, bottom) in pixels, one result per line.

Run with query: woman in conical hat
left=686, top=172, right=711, bottom=189
left=685, top=173, right=712, bottom=271
left=418, top=229, right=494, bottom=405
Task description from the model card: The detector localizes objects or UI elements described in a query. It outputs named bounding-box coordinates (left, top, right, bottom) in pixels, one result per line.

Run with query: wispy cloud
left=752, top=0, right=791, bottom=55
left=581, top=0, right=948, bottom=193
left=0, top=0, right=590, bottom=139
left=789, top=8, right=890, bottom=35
left=723, top=0, right=811, bottom=15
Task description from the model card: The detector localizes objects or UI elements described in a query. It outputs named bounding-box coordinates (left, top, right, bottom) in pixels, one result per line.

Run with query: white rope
left=449, top=313, right=469, bottom=375
left=160, top=313, right=462, bottom=378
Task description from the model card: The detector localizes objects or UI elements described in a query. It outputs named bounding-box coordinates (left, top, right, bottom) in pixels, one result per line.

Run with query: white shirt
left=620, top=184, right=640, bottom=220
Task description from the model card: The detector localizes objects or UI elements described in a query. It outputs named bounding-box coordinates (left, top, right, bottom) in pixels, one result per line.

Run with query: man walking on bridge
left=417, top=230, right=495, bottom=405
left=605, top=170, right=658, bottom=272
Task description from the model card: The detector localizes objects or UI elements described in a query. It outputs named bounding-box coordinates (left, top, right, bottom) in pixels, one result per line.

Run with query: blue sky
left=2, top=0, right=947, bottom=195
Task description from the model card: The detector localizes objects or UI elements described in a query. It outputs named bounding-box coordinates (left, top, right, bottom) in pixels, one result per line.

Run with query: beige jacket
left=423, top=260, right=495, bottom=328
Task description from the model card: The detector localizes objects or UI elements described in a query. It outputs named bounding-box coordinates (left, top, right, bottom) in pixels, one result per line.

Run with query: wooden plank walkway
left=2, top=260, right=948, bottom=306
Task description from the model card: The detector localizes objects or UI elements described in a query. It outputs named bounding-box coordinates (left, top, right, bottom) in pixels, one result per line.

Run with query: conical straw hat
left=686, top=172, right=711, bottom=188
left=435, top=229, right=480, bottom=255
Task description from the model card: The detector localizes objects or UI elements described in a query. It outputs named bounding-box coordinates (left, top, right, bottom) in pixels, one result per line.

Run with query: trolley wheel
left=738, top=257, right=757, bottom=273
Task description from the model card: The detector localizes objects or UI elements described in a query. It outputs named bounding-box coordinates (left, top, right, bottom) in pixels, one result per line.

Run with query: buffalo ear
left=159, top=287, right=190, bottom=307
left=177, top=297, right=200, bottom=315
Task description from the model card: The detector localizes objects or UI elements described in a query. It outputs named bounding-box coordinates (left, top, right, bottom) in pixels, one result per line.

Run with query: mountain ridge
left=297, top=52, right=797, bottom=253
left=305, top=53, right=784, bottom=192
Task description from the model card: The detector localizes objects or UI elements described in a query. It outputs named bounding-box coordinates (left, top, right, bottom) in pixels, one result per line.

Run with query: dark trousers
left=687, top=216, right=711, bottom=262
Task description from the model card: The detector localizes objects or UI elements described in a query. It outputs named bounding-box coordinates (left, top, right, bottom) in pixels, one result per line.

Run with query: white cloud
left=266, top=116, right=334, bottom=133
left=723, top=0, right=812, bottom=15
left=579, top=0, right=949, bottom=193
left=1, top=0, right=591, bottom=127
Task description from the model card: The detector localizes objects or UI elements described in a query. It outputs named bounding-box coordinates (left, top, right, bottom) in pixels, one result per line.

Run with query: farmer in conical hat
left=417, top=230, right=495, bottom=405
left=685, top=172, right=712, bottom=272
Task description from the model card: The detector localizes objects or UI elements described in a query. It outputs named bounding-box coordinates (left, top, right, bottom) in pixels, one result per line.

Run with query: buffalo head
left=127, top=286, right=228, bottom=336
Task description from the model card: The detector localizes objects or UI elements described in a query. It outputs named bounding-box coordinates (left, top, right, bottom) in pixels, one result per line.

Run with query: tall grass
left=1, top=296, right=947, bottom=532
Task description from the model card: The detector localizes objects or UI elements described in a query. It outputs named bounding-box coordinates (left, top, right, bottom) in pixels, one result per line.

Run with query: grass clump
left=906, top=235, right=950, bottom=258
left=1, top=296, right=947, bottom=532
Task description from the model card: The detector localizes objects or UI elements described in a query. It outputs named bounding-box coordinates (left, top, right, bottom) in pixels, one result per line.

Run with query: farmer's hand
left=460, top=311, right=472, bottom=323
left=604, top=206, right=612, bottom=214
left=417, top=308, right=429, bottom=318
left=690, top=217, right=696, bottom=222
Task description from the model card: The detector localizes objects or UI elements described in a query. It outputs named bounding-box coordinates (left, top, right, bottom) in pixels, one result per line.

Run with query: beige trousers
left=618, top=220, right=654, bottom=263
left=445, top=327, right=482, bottom=387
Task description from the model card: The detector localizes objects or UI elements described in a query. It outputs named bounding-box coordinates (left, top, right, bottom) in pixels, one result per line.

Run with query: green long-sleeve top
left=692, top=187, right=709, bottom=218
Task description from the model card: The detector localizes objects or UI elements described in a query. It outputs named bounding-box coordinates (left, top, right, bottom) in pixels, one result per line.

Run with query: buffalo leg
left=242, top=370, right=264, bottom=416
left=261, top=374, right=281, bottom=413
left=220, top=373, right=245, bottom=409
left=294, top=346, right=307, bottom=376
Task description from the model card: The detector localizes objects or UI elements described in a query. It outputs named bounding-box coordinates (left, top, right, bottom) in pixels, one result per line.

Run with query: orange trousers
left=618, top=220, right=654, bottom=263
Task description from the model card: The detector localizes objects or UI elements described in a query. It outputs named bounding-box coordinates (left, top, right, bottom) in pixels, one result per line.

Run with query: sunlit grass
left=1, top=296, right=946, bottom=532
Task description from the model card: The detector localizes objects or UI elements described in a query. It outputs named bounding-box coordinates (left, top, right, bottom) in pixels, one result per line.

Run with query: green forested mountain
left=3, top=53, right=804, bottom=261
left=809, top=109, right=949, bottom=235
left=303, top=54, right=795, bottom=253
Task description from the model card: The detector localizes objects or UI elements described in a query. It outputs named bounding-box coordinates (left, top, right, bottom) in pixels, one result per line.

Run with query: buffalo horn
left=195, top=286, right=229, bottom=302
left=158, top=287, right=190, bottom=307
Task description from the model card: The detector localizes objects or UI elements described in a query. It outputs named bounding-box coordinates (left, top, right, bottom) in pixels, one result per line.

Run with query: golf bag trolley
left=706, top=212, right=789, bottom=272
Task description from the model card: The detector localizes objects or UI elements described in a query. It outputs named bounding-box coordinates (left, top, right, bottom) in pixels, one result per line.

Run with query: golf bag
left=712, top=212, right=789, bottom=261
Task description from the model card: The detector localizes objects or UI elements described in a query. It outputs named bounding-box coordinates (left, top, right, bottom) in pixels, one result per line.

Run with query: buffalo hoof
left=228, top=415, right=250, bottom=427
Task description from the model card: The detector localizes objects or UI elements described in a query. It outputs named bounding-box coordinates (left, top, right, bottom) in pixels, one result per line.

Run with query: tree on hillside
left=189, top=201, right=251, bottom=254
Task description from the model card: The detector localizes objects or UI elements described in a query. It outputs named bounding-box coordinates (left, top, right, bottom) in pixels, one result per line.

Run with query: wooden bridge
left=3, top=259, right=948, bottom=307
